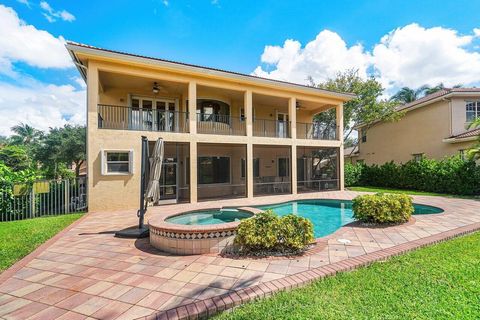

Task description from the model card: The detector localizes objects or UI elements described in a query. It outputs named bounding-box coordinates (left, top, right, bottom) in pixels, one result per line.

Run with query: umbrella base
left=115, top=226, right=149, bottom=238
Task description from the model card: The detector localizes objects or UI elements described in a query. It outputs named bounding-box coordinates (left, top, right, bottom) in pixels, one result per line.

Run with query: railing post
left=30, top=187, right=35, bottom=219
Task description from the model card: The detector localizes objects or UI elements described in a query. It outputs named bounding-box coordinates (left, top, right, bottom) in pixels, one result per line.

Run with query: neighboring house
left=67, top=42, right=353, bottom=212
left=352, top=88, right=480, bottom=165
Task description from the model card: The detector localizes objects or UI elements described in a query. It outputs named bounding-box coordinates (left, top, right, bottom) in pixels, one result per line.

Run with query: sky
left=1, top=0, right=480, bottom=135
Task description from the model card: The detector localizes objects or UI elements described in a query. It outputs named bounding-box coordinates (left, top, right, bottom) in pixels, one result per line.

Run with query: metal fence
left=0, top=177, right=87, bottom=222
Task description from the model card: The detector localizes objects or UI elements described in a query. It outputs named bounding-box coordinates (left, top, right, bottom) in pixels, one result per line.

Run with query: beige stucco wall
left=84, top=58, right=346, bottom=212
left=356, top=99, right=474, bottom=165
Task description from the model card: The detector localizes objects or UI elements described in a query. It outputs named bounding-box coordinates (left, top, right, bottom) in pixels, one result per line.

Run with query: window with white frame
left=459, top=149, right=466, bottom=161
left=466, top=101, right=480, bottom=122
left=361, top=129, right=367, bottom=143
left=101, top=150, right=133, bottom=175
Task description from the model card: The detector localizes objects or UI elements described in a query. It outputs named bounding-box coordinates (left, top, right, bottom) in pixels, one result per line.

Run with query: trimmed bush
left=345, top=156, right=480, bottom=196
left=352, top=193, right=414, bottom=224
left=235, top=210, right=314, bottom=254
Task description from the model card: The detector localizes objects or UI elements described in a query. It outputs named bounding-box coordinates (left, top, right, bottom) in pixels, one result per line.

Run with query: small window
left=241, top=158, right=260, bottom=178
left=413, top=153, right=424, bottom=162
left=102, top=150, right=133, bottom=175
left=361, top=129, right=367, bottom=143
left=459, top=149, right=466, bottom=161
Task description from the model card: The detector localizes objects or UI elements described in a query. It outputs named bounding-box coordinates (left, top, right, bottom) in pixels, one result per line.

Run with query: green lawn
left=348, top=186, right=477, bottom=198
left=216, top=231, right=480, bottom=320
left=0, top=214, right=83, bottom=272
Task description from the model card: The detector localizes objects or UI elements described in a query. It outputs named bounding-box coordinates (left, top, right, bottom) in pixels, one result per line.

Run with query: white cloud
left=253, top=24, right=480, bottom=92
left=252, top=30, right=371, bottom=85
left=0, top=81, right=85, bottom=136
left=39, top=1, right=75, bottom=22
left=162, top=0, right=169, bottom=6
left=16, top=0, right=30, bottom=7
left=372, top=24, right=480, bottom=90
left=0, top=5, right=73, bottom=75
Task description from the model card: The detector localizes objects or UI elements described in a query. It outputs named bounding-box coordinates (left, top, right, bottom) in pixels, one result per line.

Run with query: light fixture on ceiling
left=152, top=82, right=160, bottom=94
left=296, top=101, right=302, bottom=110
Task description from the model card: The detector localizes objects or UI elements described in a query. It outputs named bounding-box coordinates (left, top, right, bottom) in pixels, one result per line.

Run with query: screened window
left=103, top=151, right=132, bottom=174
left=241, top=158, right=260, bottom=178
left=278, top=158, right=290, bottom=177
left=466, top=101, right=480, bottom=122
left=361, top=129, right=367, bottom=143
left=413, top=153, right=424, bottom=162
left=198, top=157, right=230, bottom=184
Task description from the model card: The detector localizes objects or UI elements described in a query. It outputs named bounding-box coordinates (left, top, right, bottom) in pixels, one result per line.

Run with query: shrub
left=346, top=155, right=480, bottom=195
left=235, top=210, right=314, bottom=254
left=352, top=193, right=414, bottom=224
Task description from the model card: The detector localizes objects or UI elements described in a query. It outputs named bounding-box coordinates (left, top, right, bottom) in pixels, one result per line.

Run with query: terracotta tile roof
left=448, top=127, right=480, bottom=140
left=66, top=41, right=356, bottom=99
left=397, top=88, right=480, bottom=112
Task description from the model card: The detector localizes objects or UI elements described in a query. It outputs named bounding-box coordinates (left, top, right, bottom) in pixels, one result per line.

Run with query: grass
left=216, top=231, right=480, bottom=320
left=0, top=213, right=83, bottom=272
left=348, top=186, right=477, bottom=198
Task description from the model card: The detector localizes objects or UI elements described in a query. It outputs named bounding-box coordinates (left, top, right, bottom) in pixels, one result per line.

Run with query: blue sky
left=1, top=0, right=480, bottom=135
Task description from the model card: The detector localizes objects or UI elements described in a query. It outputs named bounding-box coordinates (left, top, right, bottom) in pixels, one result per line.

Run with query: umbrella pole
left=115, top=136, right=150, bottom=238
left=138, top=136, right=149, bottom=229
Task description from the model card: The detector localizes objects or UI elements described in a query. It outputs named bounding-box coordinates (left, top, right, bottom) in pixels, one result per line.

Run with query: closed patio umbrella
left=146, top=138, right=164, bottom=205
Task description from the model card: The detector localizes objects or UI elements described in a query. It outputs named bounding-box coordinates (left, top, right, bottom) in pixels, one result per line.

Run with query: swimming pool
left=165, top=209, right=253, bottom=225
left=256, top=199, right=443, bottom=238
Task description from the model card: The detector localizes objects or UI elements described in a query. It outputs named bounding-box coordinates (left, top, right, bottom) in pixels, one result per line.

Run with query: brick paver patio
left=1, top=191, right=479, bottom=319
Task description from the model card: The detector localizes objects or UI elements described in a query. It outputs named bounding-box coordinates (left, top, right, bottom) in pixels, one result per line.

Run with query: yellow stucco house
left=66, top=42, right=354, bottom=212
left=350, top=88, right=480, bottom=165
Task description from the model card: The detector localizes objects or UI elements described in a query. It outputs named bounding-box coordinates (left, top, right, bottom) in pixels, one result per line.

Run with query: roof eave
left=65, top=42, right=356, bottom=101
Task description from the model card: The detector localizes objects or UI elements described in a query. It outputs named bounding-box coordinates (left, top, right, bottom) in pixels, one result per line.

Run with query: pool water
left=256, top=200, right=443, bottom=238
left=166, top=209, right=253, bottom=225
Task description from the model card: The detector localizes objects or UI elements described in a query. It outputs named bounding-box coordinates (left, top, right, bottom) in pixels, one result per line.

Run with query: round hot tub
left=149, top=208, right=255, bottom=255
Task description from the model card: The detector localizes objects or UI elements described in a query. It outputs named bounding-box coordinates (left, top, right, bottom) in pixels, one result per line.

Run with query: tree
left=0, top=145, right=32, bottom=171
left=34, top=125, right=86, bottom=178
left=313, top=69, right=402, bottom=143
left=389, top=85, right=429, bottom=104
left=467, top=118, right=480, bottom=161
left=9, top=123, right=43, bottom=146
left=0, top=136, right=9, bottom=146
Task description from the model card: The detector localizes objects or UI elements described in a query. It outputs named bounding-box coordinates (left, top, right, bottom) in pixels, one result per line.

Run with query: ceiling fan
left=152, top=82, right=168, bottom=94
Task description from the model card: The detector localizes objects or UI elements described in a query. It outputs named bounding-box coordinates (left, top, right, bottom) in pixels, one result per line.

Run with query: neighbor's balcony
left=296, top=121, right=337, bottom=140
left=253, top=119, right=290, bottom=138
left=97, top=104, right=189, bottom=133
left=196, top=113, right=246, bottom=136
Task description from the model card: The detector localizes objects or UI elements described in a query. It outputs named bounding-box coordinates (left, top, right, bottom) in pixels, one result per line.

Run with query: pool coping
left=141, top=221, right=480, bottom=320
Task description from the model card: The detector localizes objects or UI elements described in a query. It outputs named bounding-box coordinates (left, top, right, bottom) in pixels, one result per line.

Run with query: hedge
left=345, top=156, right=480, bottom=195
left=352, top=193, right=414, bottom=224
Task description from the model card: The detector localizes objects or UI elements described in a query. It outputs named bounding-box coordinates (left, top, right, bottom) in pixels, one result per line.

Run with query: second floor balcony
left=97, top=104, right=338, bottom=140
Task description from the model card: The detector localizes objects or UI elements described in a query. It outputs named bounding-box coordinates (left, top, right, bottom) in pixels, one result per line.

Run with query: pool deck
left=1, top=191, right=480, bottom=320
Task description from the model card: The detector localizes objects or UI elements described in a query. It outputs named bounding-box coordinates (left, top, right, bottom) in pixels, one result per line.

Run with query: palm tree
left=424, top=83, right=446, bottom=95
left=389, top=85, right=429, bottom=104
left=467, top=118, right=480, bottom=161
left=9, top=123, right=43, bottom=145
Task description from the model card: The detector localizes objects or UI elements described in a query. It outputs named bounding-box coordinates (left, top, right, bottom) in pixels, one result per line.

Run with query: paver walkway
left=1, top=191, right=479, bottom=320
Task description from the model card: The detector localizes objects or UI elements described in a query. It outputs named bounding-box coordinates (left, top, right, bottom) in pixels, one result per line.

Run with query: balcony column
left=288, top=97, right=297, bottom=139
left=188, top=81, right=197, bottom=134
left=245, top=90, right=254, bottom=199
left=86, top=63, right=99, bottom=209
left=189, top=142, right=198, bottom=203
left=336, top=103, right=345, bottom=190
left=289, top=97, right=297, bottom=194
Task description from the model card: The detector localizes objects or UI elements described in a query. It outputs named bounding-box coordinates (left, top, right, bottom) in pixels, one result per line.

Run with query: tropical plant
left=235, top=210, right=314, bottom=254
left=0, top=145, right=32, bottom=171
left=352, top=193, right=414, bottom=224
left=9, top=123, right=43, bottom=146
left=33, top=125, right=86, bottom=178
left=389, top=85, right=429, bottom=104
left=467, top=118, right=480, bottom=161
left=312, top=69, right=403, bottom=143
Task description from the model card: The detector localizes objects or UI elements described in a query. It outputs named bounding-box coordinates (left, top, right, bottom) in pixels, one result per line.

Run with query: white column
left=189, top=142, right=197, bottom=203
left=288, top=97, right=297, bottom=140
left=86, top=63, right=99, bottom=210
left=247, top=143, right=253, bottom=198
left=188, top=81, right=197, bottom=135
left=245, top=90, right=253, bottom=137
left=336, top=103, right=345, bottom=190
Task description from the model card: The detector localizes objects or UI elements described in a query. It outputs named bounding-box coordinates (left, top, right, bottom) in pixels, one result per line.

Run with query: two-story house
left=350, top=88, right=480, bottom=165
left=66, top=42, right=353, bottom=212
